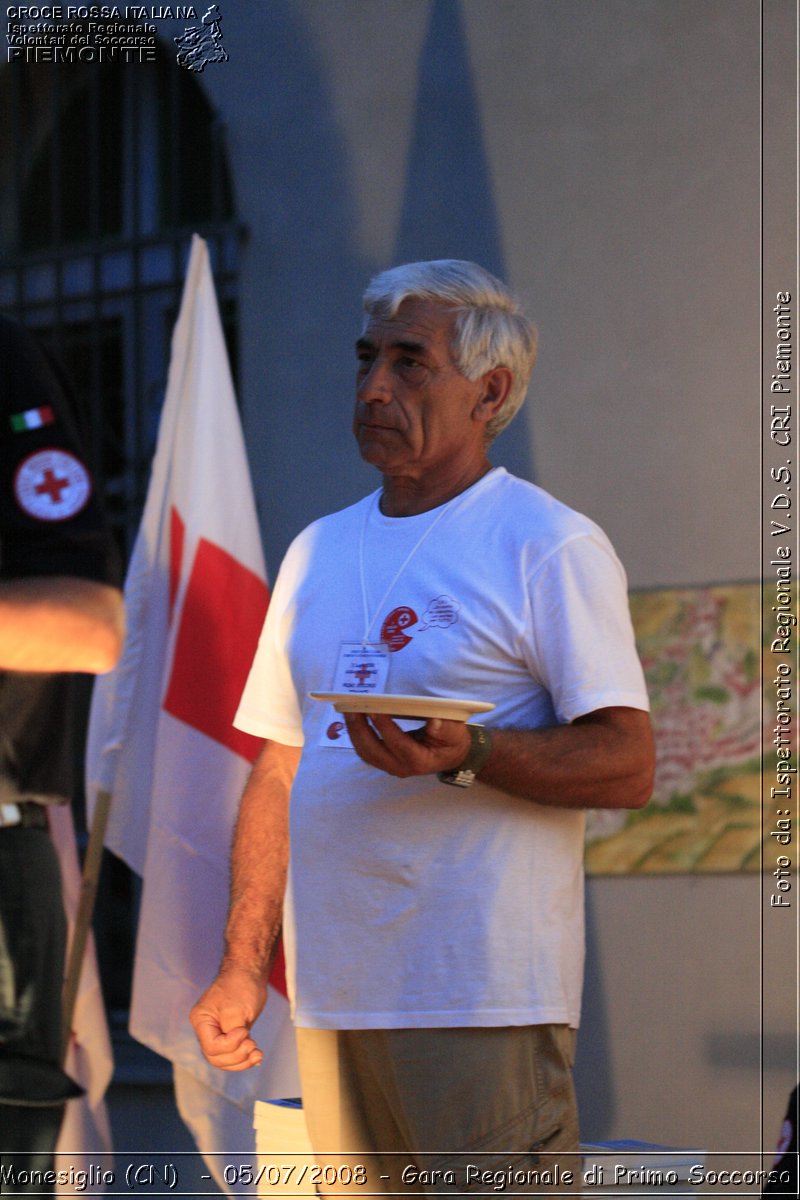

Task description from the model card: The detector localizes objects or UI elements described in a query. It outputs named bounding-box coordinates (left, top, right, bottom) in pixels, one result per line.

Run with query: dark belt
left=0, top=801, right=49, bottom=830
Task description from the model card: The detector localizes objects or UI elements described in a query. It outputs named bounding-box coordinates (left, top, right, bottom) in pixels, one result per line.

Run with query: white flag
left=86, top=235, right=299, bottom=1184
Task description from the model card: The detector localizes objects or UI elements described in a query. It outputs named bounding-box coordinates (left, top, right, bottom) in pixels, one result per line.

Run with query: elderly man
left=192, top=261, right=654, bottom=1194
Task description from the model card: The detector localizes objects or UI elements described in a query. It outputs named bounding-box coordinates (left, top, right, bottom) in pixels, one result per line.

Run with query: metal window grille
left=0, top=51, right=242, bottom=557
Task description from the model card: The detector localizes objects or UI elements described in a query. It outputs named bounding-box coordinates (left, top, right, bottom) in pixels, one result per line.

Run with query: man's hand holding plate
left=344, top=711, right=472, bottom=778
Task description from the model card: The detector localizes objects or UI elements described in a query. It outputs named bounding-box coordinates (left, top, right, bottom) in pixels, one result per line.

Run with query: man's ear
left=472, top=367, right=514, bottom=427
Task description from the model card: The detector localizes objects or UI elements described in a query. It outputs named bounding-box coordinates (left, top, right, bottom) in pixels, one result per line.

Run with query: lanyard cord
left=358, top=488, right=467, bottom=643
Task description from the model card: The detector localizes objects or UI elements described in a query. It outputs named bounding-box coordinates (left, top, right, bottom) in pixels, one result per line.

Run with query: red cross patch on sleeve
left=13, top=448, right=93, bottom=522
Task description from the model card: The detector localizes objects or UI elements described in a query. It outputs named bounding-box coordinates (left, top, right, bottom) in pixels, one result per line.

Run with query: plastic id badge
left=318, top=642, right=390, bottom=748
left=332, top=642, right=390, bottom=694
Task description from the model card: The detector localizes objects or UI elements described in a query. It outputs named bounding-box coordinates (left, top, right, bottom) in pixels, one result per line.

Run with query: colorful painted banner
left=585, top=583, right=768, bottom=875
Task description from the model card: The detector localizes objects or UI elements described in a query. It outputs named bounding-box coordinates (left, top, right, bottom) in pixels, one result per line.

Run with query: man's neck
left=379, top=460, right=493, bottom=517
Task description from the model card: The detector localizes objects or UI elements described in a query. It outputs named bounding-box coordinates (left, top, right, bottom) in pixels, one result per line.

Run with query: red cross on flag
left=85, top=236, right=299, bottom=1184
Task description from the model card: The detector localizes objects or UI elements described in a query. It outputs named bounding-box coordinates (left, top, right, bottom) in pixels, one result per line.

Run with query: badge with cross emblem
left=14, top=448, right=92, bottom=522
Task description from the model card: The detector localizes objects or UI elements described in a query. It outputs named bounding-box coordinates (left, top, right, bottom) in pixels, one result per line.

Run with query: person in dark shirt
left=763, top=1085, right=798, bottom=1196
left=0, top=315, right=124, bottom=1196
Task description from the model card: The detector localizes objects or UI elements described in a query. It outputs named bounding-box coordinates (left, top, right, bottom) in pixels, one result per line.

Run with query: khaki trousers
left=296, top=1025, right=580, bottom=1197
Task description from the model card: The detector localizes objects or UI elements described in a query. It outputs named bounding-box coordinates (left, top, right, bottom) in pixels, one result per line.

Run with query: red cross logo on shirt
left=13, top=448, right=92, bottom=522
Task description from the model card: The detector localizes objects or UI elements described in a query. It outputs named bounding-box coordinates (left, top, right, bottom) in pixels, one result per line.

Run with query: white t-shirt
left=235, top=468, right=649, bottom=1030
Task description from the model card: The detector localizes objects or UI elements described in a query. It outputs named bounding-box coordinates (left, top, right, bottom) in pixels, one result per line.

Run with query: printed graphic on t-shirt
left=380, top=605, right=417, bottom=651
left=319, top=598, right=461, bottom=748
left=380, top=595, right=461, bottom=651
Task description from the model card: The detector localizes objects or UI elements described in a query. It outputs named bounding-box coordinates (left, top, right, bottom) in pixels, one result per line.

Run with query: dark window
left=0, top=49, right=242, bottom=555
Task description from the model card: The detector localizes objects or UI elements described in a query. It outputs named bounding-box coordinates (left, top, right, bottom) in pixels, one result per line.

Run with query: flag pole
left=61, top=788, right=113, bottom=1062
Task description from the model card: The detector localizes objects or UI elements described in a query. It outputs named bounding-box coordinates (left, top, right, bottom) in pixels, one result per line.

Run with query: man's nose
left=357, top=358, right=393, bottom=403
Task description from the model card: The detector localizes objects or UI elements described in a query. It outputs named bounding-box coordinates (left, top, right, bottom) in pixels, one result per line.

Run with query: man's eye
left=397, top=357, right=424, bottom=375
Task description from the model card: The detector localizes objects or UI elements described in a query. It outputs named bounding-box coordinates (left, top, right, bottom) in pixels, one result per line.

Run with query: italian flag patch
left=10, top=405, right=55, bottom=432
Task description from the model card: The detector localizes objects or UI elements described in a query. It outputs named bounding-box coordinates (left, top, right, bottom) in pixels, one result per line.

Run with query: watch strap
left=437, top=724, right=493, bottom=788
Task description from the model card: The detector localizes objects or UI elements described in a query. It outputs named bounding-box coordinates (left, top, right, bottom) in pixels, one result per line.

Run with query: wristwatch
left=437, top=724, right=493, bottom=788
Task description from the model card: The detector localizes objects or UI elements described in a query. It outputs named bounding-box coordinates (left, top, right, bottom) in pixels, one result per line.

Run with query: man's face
left=352, top=299, right=487, bottom=480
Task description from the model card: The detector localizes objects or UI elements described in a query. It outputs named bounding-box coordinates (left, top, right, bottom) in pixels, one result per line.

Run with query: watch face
left=438, top=769, right=476, bottom=788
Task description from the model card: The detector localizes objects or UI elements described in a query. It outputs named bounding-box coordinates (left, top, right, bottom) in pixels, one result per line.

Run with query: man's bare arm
left=344, top=706, right=655, bottom=810
left=0, top=576, right=125, bottom=673
left=190, top=739, right=300, bottom=1072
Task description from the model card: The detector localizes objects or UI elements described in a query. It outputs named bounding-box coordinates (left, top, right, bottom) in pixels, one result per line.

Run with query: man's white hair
left=362, top=259, right=538, bottom=440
